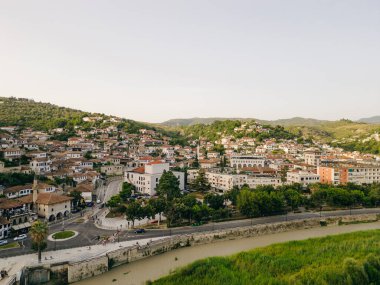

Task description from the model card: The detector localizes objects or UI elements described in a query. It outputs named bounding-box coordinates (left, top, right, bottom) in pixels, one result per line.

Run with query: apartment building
left=287, top=170, right=320, bottom=185
left=230, top=155, right=265, bottom=169
left=205, top=169, right=281, bottom=192
left=318, top=164, right=380, bottom=185
left=304, top=150, right=322, bottom=166
left=125, top=161, right=185, bottom=196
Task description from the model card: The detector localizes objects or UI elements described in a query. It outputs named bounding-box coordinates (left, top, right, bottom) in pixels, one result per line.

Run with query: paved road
left=1, top=207, right=380, bottom=258
left=97, top=178, right=122, bottom=204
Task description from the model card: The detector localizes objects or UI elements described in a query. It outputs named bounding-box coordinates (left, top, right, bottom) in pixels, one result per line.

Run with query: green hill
left=153, top=230, right=380, bottom=285
left=161, top=117, right=330, bottom=127
left=181, top=120, right=300, bottom=142
left=287, top=120, right=380, bottom=154
left=0, top=97, right=161, bottom=134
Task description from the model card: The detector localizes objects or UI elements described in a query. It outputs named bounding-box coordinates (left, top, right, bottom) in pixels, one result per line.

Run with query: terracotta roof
left=4, top=184, right=33, bottom=194
left=17, top=195, right=33, bottom=204
left=36, top=193, right=72, bottom=205
left=132, top=167, right=145, bottom=174
left=0, top=198, right=23, bottom=209
left=146, top=160, right=165, bottom=166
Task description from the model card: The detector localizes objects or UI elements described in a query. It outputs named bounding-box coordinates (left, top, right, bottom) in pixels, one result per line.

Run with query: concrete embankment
left=17, top=213, right=380, bottom=284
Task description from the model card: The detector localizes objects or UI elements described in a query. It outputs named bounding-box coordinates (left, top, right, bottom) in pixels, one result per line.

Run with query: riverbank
left=77, top=220, right=380, bottom=285
left=153, top=229, right=380, bottom=285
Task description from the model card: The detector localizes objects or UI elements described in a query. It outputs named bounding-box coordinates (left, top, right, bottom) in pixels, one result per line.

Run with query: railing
left=5, top=274, right=16, bottom=285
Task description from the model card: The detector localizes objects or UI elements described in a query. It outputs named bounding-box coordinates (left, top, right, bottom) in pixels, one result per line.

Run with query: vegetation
left=153, top=230, right=380, bottom=285
left=182, top=120, right=298, bottom=142
left=0, top=96, right=173, bottom=135
left=52, top=231, right=75, bottom=240
left=30, top=220, right=49, bottom=263
left=69, top=190, right=85, bottom=209
left=0, top=242, right=20, bottom=250
left=0, top=173, right=35, bottom=187
left=287, top=120, right=380, bottom=154
left=190, top=170, right=210, bottom=193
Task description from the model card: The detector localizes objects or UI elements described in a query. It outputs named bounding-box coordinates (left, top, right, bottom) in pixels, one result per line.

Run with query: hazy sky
left=1, top=0, right=379, bottom=123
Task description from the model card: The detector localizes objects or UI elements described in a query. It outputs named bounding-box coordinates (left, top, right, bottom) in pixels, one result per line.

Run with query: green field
left=152, top=230, right=380, bottom=285
left=52, top=230, right=75, bottom=240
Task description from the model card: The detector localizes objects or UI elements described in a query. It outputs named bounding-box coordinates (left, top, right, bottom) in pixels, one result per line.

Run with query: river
left=77, top=221, right=380, bottom=285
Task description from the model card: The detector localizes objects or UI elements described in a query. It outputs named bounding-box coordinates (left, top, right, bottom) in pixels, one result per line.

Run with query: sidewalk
left=0, top=236, right=163, bottom=284
left=94, top=210, right=165, bottom=231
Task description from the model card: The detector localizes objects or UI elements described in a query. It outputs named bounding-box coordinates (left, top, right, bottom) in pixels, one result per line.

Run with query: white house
left=125, top=161, right=185, bottom=196
left=287, top=170, right=320, bottom=185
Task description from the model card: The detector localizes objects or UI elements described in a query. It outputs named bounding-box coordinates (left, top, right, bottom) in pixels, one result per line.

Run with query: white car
left=0, top=240, right=8, bottom=246
left=14, top=234, right=27, bottom=241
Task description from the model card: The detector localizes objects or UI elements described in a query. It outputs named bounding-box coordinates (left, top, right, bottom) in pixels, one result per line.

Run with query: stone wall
left=67, top=256, right=108, bottom=283
left=21, top=213, right=379, bottom=284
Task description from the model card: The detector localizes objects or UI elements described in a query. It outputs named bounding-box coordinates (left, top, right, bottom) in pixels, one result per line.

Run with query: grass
left=106, top=211, right=124, bottom=218
left=52, top=230, right=75, bottom=240
left=153, top=230, right=380, bottom=285
left=0, top=242, right=20, bottom=250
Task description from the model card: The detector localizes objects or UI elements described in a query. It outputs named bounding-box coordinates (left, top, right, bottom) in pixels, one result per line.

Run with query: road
left=1, top=207, right=380, bottom=259
left=96, top=177, right=123, bottom=204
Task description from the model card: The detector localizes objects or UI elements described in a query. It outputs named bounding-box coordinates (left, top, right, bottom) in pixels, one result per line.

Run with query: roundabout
left=48, top=230, right=79, bottom=242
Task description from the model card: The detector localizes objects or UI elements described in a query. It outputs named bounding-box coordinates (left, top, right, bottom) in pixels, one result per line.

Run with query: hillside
left=0, top=97, right=160, bottom=134
left=181, top=120, right=299, bottom=142
left=287, top=120, right=380, bottom=154
left=359, top=116, right=380, bottom=124
left=161, top=117, right=330, bottom=127
left=153, top=230, right=380, bottom=285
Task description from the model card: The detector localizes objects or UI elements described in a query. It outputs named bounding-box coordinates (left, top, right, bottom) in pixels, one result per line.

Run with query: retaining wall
left=20, top=213, right=379, bottom=284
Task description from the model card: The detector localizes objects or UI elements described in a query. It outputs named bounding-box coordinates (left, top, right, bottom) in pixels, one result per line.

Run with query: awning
left=12, top=222, right=31, bottom=231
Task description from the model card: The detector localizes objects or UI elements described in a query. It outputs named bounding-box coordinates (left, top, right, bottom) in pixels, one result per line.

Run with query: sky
left=0, top=0, right=379, bottom=123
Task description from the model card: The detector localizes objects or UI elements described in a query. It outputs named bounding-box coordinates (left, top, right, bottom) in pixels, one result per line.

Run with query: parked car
left=134, top=229, right=146, bottom=234
left=0, top=240, right=8, bottom=246
left=14, top=234, right=27, bottom=241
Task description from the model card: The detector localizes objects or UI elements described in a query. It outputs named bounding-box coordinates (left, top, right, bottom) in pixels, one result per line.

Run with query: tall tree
left=124, top=200, right=144, bottom=228
left=190, top=170, right=210, bottom=193
left=148, top=198, right=166, bottom=225
left=156, top=171, right=181, bottom=201
left=30, top=221, right=49, bottom=263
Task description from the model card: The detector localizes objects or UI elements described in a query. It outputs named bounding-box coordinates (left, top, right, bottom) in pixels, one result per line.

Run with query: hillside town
left=1, top=120, right=380, bottom=242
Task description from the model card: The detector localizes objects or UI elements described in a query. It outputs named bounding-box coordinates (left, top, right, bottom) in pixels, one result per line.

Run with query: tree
left=284, top=189, right=302, bottom=211
left=190, top=170, right=210, bottom=193
left=30, top=221, right=48, bottom=263
left=204, top=193, right=225, bottom=210
left=156, top=171, right=181, bottom=201
left=191, top=155, right=200, bottom=168
left=107, top=195, right=121, bottom=208
left=369, top=184, right=380, bottom=206
left=148, top=198, right=166, bottom=225
left=226, top=186, right=240, bottom=206
left=69, top=190, right=83, bottom=209
left=84, top=151, right=93, bottom=160
left=120, top=182, right=135, bottom=202
left=124, top=200, right=144, bottom=228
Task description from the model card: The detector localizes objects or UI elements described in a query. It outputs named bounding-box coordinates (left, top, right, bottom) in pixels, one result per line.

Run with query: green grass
left=52, top=230, right=75, bottom=240
left=153, top=230, right=380, bottom=285
left=0, top=242, right=20, bottom=250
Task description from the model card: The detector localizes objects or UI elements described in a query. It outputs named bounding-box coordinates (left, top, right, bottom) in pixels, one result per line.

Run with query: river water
left=77, top=222, right=380, bottom=285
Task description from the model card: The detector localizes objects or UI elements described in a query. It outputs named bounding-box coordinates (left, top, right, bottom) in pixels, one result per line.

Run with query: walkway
left=0, top=236, right=163, bottom=284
